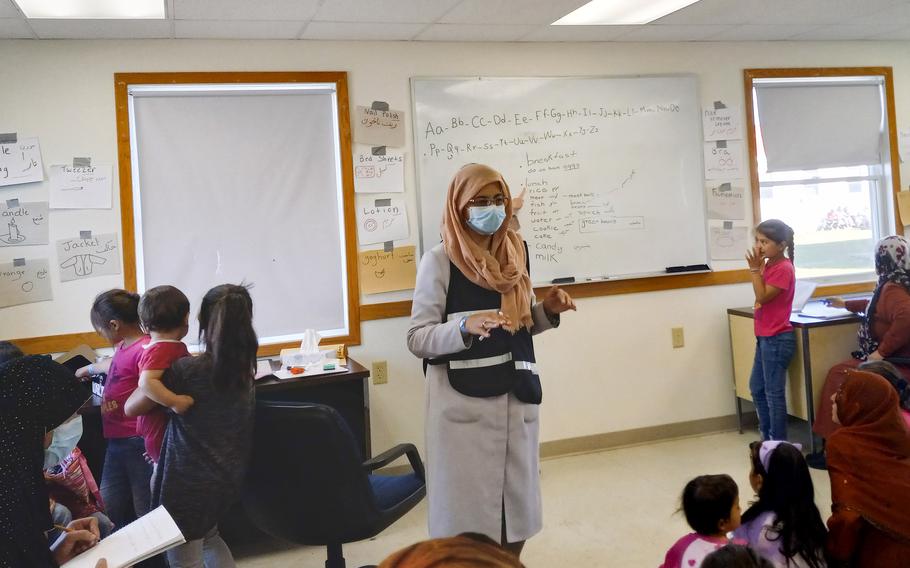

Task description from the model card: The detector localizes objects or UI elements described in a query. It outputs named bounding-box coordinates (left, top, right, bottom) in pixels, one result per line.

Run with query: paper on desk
left=273, top=361, right=348, bottom=380
left=61, top=506, right=185, bottom=568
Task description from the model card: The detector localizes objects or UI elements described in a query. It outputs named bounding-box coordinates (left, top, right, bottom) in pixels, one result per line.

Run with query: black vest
left=426, top=259, right=542, bottom=405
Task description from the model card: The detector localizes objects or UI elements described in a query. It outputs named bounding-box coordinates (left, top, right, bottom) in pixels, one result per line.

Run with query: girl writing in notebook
left=745, top=219, right=796, bottom=441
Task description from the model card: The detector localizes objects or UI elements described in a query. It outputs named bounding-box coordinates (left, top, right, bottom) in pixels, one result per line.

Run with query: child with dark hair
left=746, top=219, right=797, bottom=441
left=125, top=285, right=193, bottom=464
left=858, top=360, right=910, bottom=429
left=131, top=284, right=259, bottom=566
left=76, top=289, right=154, bottom=531
left=660, top=474, right=745, bottom=568
left=702, top=544, right=774, bottom=568
left=734, top=442, right=827, bottom=567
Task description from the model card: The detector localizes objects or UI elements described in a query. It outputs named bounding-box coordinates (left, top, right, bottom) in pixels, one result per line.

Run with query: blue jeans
left=48, top=502, right=115, bottom=543
left=100, top=437, right=153, bottom=530
left=166, top=525, right=236, bottom=568
left=749, top=332, right=796, bottom=441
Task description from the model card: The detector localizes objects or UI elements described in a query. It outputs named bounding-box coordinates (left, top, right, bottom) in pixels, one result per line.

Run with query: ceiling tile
left=173, top=0, right=321, bottom=21
left=791, top=23, right=909, bottom=40
left=301, top=21, right=426, bottom=41
left=521, top=24, right=635, bottom=42
left=0, top=0, right=21, bottom=18
left=175, top=19, right=304, bottom=39
left=612, top=24, right=727, bottom=42
left=707, top=24, right=823, bottom=41
left=29, top=19, right=172, bottom=39
left=440, top=0, right=590, bottom=26
left=733, top=0, right=905, bottom=25
left=0, top=17, right=31, bottom=38
left=415, top=23, right=543, bottom=42
left=313, top=0, right=461, bottom=24
left=654, top=0, right=757, bottom=25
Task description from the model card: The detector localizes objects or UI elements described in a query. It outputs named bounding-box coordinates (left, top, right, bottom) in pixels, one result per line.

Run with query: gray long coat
left=407, top=243, right=557, bottom=543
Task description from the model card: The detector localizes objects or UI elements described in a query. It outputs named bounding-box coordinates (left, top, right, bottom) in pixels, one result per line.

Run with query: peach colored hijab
left=441, top=164, right=533, bottom=331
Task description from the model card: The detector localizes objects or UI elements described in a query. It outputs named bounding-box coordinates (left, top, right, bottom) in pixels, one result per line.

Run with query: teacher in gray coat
left=407, top=163, right=576, bottom=558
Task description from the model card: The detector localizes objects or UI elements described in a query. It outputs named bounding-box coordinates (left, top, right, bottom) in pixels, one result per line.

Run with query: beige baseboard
left=378, top=412, right=759, bottom=475
left=539, top=412, right=759, bottom=460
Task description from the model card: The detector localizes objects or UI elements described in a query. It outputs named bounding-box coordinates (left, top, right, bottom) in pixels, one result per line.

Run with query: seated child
left=124, top=285, right=193, bottom=464
left=733, top=441, right=827, bottom=568
left=660, top=474, right=745, bottom=568
left=702, top=544, right=774, bottom=568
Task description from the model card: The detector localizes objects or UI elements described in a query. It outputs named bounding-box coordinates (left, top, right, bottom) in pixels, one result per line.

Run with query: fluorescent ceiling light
left=553, top=0, right=702, bottom=25
left=15, top=0, right=165, bottom=19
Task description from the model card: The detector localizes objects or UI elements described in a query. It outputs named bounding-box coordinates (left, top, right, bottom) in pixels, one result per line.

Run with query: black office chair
left=242, top=400, right=426, bottom=568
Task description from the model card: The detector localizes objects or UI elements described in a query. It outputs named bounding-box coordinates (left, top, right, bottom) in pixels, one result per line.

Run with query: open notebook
left=791, top=280, right=852, bottom=319
left=61, top=506, right=185, bottom=568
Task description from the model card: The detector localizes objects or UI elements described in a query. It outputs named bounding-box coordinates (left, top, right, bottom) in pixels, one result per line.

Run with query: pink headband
left=759, top=441, right=802, bottom=473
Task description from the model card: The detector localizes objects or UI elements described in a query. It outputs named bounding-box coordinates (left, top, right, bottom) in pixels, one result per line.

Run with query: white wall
left=2, top=38, right=909, bottom=454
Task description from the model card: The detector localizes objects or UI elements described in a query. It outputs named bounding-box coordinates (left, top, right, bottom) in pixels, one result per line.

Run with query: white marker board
left=412, top=76, right=709, bottom=283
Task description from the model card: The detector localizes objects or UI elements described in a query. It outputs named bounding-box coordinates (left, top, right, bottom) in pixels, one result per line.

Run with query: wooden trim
left=14, top=332, right=111, bottom=355
left=360, top=269, right=753, bottom=322
left=743, top=67, right=901, bottom=228
left=814, top=280, right=875, bottom=297
left=882, top=68, right=904, bottom=228
left=361, top=300, right=413, bottom=321
left=11, top=72, right=362, bottom=357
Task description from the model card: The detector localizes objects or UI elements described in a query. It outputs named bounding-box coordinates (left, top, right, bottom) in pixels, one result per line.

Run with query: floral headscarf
left=858, top=236, right=910, bottom=357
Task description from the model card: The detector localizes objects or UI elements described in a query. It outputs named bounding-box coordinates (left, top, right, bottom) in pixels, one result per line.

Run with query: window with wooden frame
left=116, top=72, right=360, bottom=355
left=744, top=67, right=902, bottom=293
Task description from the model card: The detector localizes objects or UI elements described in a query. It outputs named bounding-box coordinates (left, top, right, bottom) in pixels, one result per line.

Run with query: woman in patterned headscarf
left=814, top=235, right=910, bottom=440
left=407, top=164, right=576, bottom=557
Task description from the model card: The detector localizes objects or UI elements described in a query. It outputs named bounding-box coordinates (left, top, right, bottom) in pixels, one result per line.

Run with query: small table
left=727, top=305, right=861, bottom=453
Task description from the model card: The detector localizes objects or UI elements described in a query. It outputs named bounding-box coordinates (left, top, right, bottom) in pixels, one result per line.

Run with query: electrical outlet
left=671, top=327, right=685, bottom=348
left=372, top=360, right=388, bottom=385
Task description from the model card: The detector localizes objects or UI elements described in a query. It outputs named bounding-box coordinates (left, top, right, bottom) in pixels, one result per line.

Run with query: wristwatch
left=458, top=316, right=469, bottom=335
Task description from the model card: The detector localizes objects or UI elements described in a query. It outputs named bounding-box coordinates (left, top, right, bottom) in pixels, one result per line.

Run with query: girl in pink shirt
left=74, top=290, right=153, bottom=532
left=746, top=220, right=796, bottom=441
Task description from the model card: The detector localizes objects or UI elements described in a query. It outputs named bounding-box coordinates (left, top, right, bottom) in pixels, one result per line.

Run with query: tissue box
left=280, top=348, right=323, bottom=368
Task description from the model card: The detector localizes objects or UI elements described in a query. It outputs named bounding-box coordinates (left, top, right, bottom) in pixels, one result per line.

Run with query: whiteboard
left=411, top=76, right=710, bottom=284
left=129, top=83, right=351, bottom=347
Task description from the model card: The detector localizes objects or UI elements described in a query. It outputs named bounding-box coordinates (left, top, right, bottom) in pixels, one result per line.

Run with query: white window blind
left=129, top=84, right=350, bottom=346
left=755, top=81, right=884, bottom=172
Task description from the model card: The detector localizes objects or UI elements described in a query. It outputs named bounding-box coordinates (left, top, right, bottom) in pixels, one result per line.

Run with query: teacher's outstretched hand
left=543, top=286, right=576, bottom=315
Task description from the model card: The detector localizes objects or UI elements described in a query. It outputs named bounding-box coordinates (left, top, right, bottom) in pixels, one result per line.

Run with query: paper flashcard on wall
left=705, top=182, right=745, bottom=220
left=56, top=232, right=121, bottom=282
left=0, top=258, right=52, bottom=308
left=702, top=105, right=741, bottom=141
left=49, top=164, right=113, bottom=209
left=358, top=245, right=417, bottom=294
left=354, top=149, right=405, bottom=193
left=704, top=140, right=745, bottom=180
left=0, top=137, right=44, bottom=187
left=0, top=200, right=49, bottom=246
left=354, top=106, right=406, bottom=147
left=709, top=225, right=749, bottom=260
left=357, top=197, right=409, bottom=245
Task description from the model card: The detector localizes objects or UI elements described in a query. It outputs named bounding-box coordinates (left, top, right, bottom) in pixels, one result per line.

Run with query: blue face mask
left=466, top=205, right=506, bottom=235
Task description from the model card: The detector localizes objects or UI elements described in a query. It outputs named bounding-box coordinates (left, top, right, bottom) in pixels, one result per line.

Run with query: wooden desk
left=727, top=306, right=861, bottom=453
left=77, top=358, right=372, bottom=480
